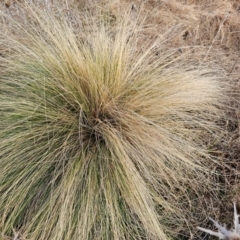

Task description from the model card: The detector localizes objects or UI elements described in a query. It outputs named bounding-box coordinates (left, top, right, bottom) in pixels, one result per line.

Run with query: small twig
left=12, top=229, right=21, bottom=240
left=198, top=203, right=240, bottom=240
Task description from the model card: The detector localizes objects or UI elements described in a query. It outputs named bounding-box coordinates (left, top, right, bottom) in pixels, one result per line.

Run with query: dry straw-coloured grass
left=0, top=1, right=232, bottom=240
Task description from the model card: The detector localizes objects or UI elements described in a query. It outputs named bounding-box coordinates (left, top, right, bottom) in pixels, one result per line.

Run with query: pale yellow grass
left=0, top=1, right=231, bottom=240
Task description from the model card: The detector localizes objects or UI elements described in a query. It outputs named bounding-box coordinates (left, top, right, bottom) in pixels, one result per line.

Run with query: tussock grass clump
left=0, top=3, right=227, bottom=240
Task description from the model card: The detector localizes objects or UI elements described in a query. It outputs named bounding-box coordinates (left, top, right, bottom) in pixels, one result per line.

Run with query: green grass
left=0, top=2, right=228, bottom=240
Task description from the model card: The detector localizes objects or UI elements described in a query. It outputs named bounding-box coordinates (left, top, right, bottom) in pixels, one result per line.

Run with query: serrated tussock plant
left=0, top=3, right=228, bottom=240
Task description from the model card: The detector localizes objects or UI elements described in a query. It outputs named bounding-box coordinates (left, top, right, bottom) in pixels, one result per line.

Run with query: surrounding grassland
left=1, top=1, right=240, bottom=240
